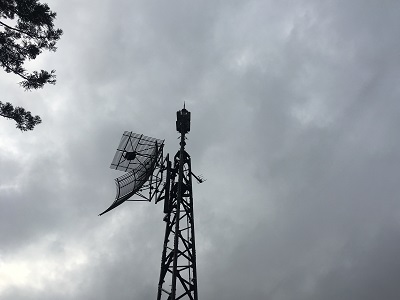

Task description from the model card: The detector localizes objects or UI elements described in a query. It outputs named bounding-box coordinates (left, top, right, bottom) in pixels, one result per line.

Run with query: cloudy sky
left=1, top=0, right=400, bottom=299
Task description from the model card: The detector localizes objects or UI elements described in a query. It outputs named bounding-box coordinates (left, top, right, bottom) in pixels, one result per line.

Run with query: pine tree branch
left=0, top=101, right=42, bottom=131
left=0, top=20, right=36, bottom=39
left=0, top=58, right=29, bottom=80
left=0, top=0, right=62, bottom=131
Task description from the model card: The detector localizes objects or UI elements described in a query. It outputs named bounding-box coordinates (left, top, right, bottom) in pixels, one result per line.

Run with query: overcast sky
left=1, top=0, right=400, bottom=299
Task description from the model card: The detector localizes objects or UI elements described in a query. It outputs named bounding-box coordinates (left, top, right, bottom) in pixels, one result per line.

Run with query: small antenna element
left=176, top=106, right=190, bottom=134
left=192, top=172, right=206, bottom=184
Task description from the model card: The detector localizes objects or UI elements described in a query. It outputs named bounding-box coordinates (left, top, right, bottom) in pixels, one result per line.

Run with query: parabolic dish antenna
left=100, top=131, right=164, bottom=215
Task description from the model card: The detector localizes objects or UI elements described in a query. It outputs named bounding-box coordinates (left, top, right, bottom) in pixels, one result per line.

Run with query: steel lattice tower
left=102, top=106, right=200, bottom=300
left=157, top=107, right=198, bottom=300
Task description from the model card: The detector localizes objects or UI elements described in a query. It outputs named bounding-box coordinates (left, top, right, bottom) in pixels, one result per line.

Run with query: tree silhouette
left=0, top=0, right=62, bottom=131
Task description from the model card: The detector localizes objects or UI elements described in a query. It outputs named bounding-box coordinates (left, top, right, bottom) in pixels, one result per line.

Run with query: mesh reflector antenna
left=100, top=131, right=164, bottom=216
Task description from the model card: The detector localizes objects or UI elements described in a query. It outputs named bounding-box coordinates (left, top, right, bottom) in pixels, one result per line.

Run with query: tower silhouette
left=157, top=107, right=198, bottom=300
left=101, top=107, right=200, bottom=300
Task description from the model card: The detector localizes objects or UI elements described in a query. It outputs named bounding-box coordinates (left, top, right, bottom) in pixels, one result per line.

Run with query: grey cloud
left=1, top=0, right=400, bottom=299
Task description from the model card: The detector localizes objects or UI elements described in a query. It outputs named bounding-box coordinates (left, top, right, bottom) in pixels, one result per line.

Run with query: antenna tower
left=101, top=107, right=200, bottom=300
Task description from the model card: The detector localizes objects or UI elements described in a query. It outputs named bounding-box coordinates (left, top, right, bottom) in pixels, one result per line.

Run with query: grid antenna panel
left=100, top=131, right=164, bottom=215
left=110, top=131, right=164, bottom=172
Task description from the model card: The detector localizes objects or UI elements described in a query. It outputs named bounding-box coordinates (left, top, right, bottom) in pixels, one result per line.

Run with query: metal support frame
left=102, top=107, right=199, bottom=299
left=157, top=133, right=198, bottom=300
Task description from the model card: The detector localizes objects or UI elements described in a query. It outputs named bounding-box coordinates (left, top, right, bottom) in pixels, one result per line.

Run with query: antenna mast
left=101, top=106, right=200, bottom=300
left=157, top=107, right=198, bottom=300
